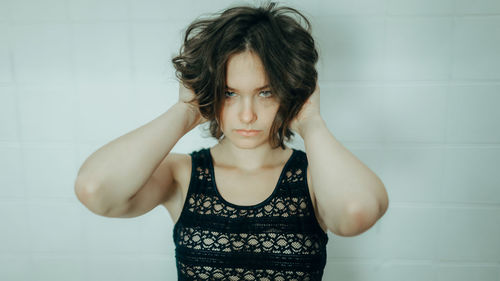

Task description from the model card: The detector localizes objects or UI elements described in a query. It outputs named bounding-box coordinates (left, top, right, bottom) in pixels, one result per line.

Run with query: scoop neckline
left=206, top=147, right=297, bottom=210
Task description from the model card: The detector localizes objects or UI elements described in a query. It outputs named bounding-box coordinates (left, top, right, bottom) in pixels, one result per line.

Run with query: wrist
left=172, top=102, right=200, bottom=133
left=298, top=115, right=324, bottom=139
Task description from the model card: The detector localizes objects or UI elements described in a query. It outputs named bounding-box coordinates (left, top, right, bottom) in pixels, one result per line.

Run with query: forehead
left=226, top=51, right=269, bottom=91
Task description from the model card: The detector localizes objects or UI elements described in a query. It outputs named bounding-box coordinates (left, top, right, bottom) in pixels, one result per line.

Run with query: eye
left=260, top=91, right=272, bottom=98
left=224, top=91, right=272, bottom=99
left=224, top=91, right=236, bottom=98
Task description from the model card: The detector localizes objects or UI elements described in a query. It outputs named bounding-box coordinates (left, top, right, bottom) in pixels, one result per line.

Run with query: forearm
left=75, top=102, right=197, bottom=211
left=300, top=115, right=388, bottom=234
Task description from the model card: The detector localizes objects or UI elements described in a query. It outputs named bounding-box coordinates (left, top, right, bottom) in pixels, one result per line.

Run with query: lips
left=235, top=129, right=261, bottom=136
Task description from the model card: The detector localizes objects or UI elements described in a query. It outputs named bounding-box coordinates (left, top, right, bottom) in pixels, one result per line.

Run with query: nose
left=239, top=98, right=257, bottom=124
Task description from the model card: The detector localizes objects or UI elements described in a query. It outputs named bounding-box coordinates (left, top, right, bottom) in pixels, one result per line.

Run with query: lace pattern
left=173, top=148, right=328, bottom=281
left=177, top=228, right=322, bottom=255
left=187, top=193, right=311, bottom=218
left=178, top=262, right=318, bottom=281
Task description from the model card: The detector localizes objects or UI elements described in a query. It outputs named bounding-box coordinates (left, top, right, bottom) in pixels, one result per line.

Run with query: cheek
left=269, top=104, right=280, bottom=119
left=264, top=108, right=280, bottom=129
left=219, top=106, right=233, bottom=130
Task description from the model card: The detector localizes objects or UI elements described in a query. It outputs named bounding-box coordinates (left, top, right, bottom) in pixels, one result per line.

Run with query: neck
left=212, top=139, right=288, bottom=171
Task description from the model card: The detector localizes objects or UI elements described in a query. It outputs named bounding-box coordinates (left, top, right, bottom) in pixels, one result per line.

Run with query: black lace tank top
left=172, top=147, right=329, bottom=280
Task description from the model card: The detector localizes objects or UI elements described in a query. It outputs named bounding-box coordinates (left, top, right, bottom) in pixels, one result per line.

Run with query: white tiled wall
left=1, top=0, right=499, bottom=280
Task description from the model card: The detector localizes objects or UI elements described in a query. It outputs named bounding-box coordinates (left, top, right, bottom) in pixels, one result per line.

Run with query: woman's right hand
left=178, top=81, right=209, bottom=127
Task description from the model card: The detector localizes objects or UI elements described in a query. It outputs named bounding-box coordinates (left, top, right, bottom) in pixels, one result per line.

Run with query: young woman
left=75, top=2, right=389, bottom=280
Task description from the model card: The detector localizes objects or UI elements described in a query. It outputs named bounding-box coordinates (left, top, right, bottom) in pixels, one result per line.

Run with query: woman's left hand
left=290, top=82, right=321, bottom=136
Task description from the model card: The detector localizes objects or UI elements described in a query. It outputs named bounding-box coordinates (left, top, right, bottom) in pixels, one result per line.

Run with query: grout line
left=66, top=0, right=81, bottom=175
left=389, top=201, right=500, bottom=209
left=6, top=5, right=31, bottom=221
left=2, top=14, right=500, bottom=25
left=382, top=0, right=389, bottom=147
left=5, top=6, right=38, bottom=260
left=2, top=140, right=500, bottom=147
left=3, top=196, right=500, bottom=209
left=126, top=0, right=136, bottom=101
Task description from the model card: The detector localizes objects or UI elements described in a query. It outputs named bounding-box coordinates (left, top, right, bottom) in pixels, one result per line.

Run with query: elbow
left=74, top=180, right=110, bottom=216
left=336, top=203, right=367, bottom=237
left=376, top=179, right=389, bottom=217
left=338, top=198, right=386, bottom=237
left=74, top=177, right=98, bottom=204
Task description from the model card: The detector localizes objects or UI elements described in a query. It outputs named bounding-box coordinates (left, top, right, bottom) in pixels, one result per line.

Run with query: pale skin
left=174, top=50, right=389, bottom=237
left=75, top=49, right=388, bottom=237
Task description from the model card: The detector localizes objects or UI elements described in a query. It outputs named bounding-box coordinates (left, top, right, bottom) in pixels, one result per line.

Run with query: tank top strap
left=278, top=148, right=309, bottom=193
left=186, top=148, right=213, bottom=197
left=285, top=148, right=308, bottom=176
left=275, top=149, right=326, bottom=235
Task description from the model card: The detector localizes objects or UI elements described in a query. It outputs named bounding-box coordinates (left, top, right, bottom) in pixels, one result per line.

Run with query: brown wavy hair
left=171, top=1, right=319, bottom=149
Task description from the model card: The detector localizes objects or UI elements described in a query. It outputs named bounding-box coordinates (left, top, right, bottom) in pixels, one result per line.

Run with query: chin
left=228, top=135, right=268, bottom=149
left=232, top=141, right=264, bottom=150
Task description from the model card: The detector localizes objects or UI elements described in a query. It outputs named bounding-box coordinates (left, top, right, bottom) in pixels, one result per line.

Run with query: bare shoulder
left=167, top=152, right=192, bottom=190
left=161, top=152, right=192, bottom=224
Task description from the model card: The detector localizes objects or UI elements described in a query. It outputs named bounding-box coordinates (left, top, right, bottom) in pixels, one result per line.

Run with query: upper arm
left=104, top=153, right=182, bottom=218
left=307, top=166, right=383, bottom=237
left=307, top=166, right=343, bottom=235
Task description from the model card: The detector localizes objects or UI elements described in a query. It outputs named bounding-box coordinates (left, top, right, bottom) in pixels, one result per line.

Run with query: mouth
left=235, top=129, right=261, bottom=136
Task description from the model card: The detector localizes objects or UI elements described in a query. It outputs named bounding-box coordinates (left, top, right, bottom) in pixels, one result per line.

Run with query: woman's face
left=219, top=51, right=280, bottom=149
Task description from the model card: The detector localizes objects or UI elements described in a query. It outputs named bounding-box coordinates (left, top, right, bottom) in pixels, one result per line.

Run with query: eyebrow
left=225, top=84, right=270, bottom=91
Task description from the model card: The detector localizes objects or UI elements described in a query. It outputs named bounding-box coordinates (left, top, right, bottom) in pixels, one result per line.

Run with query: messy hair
left=171, top=1, right=319, bottom=149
